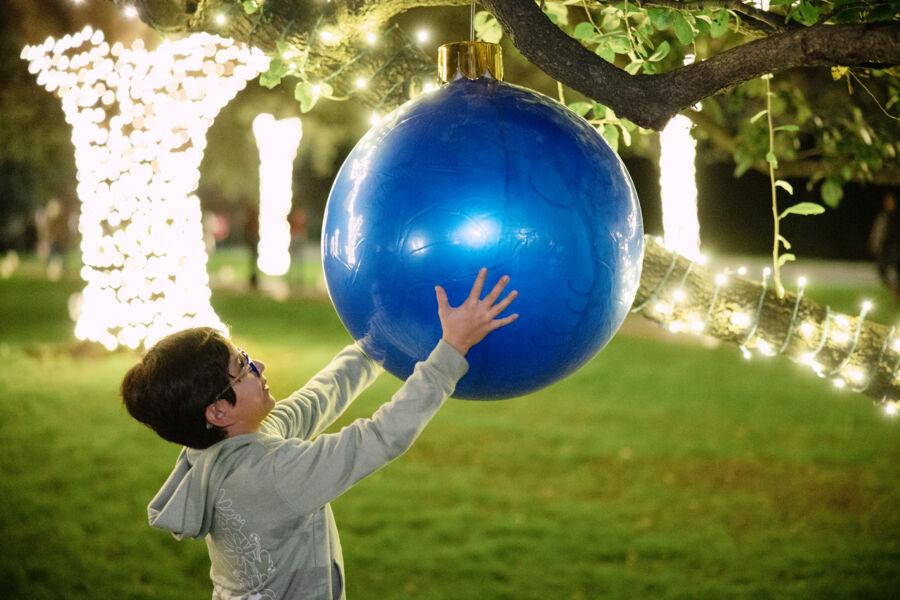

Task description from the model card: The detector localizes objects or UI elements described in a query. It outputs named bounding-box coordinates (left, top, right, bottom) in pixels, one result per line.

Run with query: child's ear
left=205, top=399, right=235, bottom=429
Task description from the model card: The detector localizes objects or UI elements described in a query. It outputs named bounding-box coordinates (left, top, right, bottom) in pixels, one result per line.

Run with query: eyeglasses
left=212, top=348, right=260, bottom=401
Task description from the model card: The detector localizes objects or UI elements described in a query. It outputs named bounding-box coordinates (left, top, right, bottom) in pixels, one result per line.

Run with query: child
left=122, top=268, right=518, bottom=599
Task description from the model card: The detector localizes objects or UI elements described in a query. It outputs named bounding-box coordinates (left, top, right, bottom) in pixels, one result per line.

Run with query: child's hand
left=435, top=268, right=519, bottom=357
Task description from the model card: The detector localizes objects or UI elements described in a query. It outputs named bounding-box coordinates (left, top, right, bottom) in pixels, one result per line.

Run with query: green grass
left=0, top=266, right=898, bottom=599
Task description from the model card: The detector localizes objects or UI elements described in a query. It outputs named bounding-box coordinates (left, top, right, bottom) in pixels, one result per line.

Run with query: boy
left=122, top=268, right=518, bottom=599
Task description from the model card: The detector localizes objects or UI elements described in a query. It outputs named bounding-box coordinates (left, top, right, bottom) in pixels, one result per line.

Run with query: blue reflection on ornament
left=323, top=77, right=643, bottom=400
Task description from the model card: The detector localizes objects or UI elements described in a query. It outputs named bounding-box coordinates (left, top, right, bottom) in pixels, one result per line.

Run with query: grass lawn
left=0, top=262, right=898, bottom=599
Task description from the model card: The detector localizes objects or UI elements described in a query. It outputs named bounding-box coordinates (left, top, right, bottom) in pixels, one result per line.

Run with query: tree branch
left=125, top=0, right=900, bottom=130
left=483, top=0, right=900, bottom=130
left=636, top=236, right=900, bottom=407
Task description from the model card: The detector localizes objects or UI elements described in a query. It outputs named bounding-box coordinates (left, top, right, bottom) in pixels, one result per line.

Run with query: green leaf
left=596, top=46, right=616, bottom=63
left=573, top=22, right=597, bottom=41
left=868, top=3, right=899, bottom=21
left=619, top=124, right=632, bottom=147
left=779, top=202, right=825, bottom=219
left=797, top=1, right=820, bottom=25
left=242, top=0, right=258, bottom=15
left=775, top=180, right=794, bottom=195
left=709, top=9, right=730, bottom=38
left=600, top=12, right=621, bottom=31
left=259, top=58, right=288, bottom=89
left=765, top=151, right=779, bottom=168
left=778, top=235, right=792, bottom=250
left=542, top=1, right=569, bottom=26
left=625, top=60, right=643, bottom=75
left=821, top=179, right=844, bottom=207
left=773, top=124, right=800, bottom=133
left=474, top=11, right=503, bottom=43
left=567, top=101, right=593, bottom=117
left=647, top=40, right=670, bottom=63
left=606, top=33, right=632, bottom=55
left=778, top=253, right=797, bottom=267
left=673, top=13, right=695, bottom=46
left=750, top=110, right=768, bottom=123
left=294, top=81, right=318, bottom=113
left=647, top=8, right=676, bottom=30
left=603, top=124, right=619, bottom=153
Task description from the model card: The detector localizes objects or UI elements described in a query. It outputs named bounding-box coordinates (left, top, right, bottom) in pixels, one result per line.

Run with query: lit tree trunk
left=253, top=113, right=302, bottom=277
left=23, top=28, right=269, bottom=349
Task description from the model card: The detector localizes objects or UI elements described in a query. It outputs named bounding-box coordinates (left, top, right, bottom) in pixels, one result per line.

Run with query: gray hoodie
left=147, top=340, right=468, bottom=600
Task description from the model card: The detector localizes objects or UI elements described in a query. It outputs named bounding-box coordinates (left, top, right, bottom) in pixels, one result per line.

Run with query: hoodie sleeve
left=272, top=340, right=468, bottom=515
left=261, top=343, right=383, bottom=441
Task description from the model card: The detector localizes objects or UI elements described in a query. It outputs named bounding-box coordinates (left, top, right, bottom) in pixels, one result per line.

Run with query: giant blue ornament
left=322, top=44, right=643, bottom=400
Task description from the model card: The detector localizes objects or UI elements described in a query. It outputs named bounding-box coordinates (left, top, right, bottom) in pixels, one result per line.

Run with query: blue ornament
left=322, top=73, right=643, bottom=400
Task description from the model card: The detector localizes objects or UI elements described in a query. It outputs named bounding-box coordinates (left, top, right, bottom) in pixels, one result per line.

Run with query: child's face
left=225, top=346, right=276, bottom=432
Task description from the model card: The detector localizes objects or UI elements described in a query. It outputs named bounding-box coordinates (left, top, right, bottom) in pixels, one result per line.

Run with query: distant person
left=35, top=198, right=69, bottom=281
left=121, top=269, right=518, bottom=599
left=869, top=192, right=900, bottom=300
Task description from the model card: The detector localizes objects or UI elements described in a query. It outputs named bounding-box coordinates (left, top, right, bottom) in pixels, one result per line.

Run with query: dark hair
left=121, top=327, right=236, bottom=449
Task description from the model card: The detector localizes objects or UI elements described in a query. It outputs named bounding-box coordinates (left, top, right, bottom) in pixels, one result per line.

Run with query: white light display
left=22, top=28, right=269, bottom=350
left=659, top=114, right=701, bottom=260
left=252, top=113, right=302, bottom=276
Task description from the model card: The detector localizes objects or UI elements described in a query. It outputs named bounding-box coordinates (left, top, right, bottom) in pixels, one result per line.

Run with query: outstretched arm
left=261, top=344, right=383, bottom=440
left=272, top=269, right=518, bottom=514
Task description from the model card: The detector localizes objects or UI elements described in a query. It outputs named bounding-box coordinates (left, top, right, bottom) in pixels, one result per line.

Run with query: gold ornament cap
left=438, top=41, right=504, bottom=83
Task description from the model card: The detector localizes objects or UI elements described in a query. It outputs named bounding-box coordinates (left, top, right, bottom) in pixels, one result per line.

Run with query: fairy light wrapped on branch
left=633, top=236, right=900, bottom=415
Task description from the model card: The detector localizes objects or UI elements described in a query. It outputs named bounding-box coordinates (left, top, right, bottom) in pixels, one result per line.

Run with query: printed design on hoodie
left=214, top=489, right=276, bottom=599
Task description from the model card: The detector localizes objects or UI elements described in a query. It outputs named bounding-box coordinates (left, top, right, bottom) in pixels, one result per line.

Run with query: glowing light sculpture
left=659, top=113, right=700, bottom=260
left=22, top=28, right=269, bottom=349
left=252, top=114, right=302, bottom=276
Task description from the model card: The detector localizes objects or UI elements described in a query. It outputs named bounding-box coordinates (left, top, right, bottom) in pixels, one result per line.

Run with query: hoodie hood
left=148, top=435, right=258, bottom=540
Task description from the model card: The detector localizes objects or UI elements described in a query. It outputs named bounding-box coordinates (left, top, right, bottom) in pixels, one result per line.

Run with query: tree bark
left=122, top=0, right=900, bottom=130
left=635, top=236, right=899, bottom=407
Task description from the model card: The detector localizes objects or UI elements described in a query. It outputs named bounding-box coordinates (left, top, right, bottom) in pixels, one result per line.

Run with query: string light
left=319, top=30, right=341, bottom=46
left=416, top=29, right=430, bottom=43
left=252, top=113, right=302, bottom=277
left=23, top=29, right=269, bottom=349
left=633, top=237, right=899, bottom=415
left=214, top=12, right=227, bottom=26
left=365, top=32, right=378, bottom=45
left=737, top=266, right=770, bottom=358
left=122, top=5, right=138, bottom=19
left=777, top=275, right=807, bottom=354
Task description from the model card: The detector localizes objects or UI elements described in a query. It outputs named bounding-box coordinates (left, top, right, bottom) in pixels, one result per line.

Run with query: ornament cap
left=437, top=41, right=503, bottom=83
